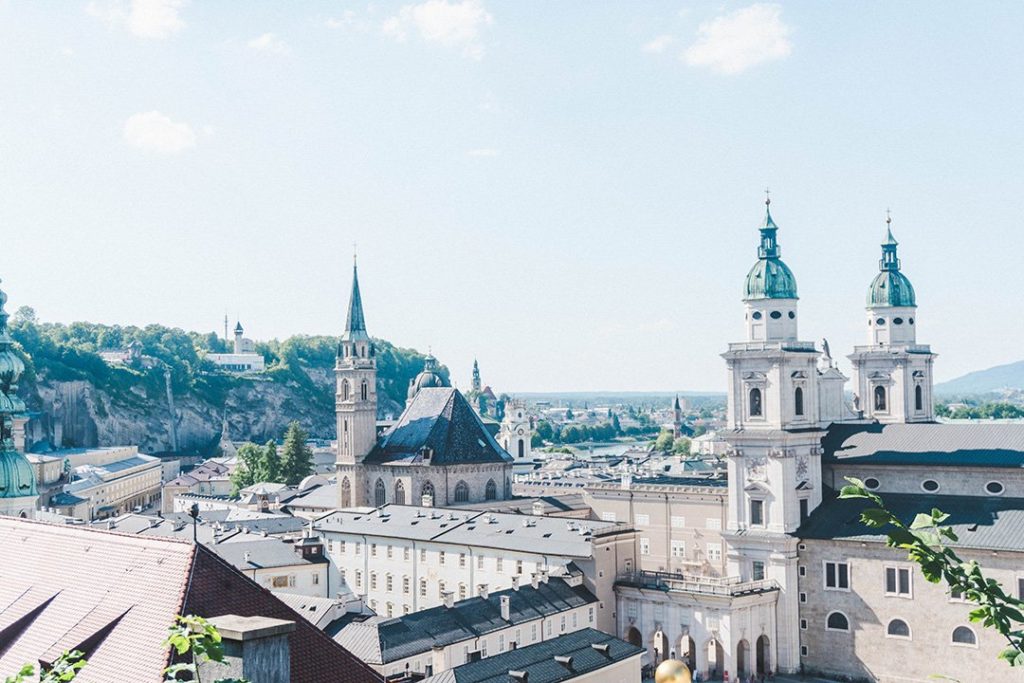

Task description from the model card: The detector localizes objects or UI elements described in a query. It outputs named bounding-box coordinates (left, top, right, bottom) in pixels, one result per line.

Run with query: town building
left=204, top=320, right=266, bottom=373
left=336, top=575, right=600, bottom=679
left=315, top=503, right=636, bottom=633
left=0, top=516, right=379, bottom=683
left=59, top=446, right=163, bottom=519
left=499, top=398, right=533, bottom=462
left=335, top=262, right=514, bottom=508
left=420, top=628, right=643, bottom=683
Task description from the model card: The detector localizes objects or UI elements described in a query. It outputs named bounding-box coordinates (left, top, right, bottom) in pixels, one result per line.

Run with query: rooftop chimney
left=443, top=591, right=454, bottom=609
left=422, top=493, right=434, bottom=507
left=554, top=655, right=573, bottom=672
left=200, top=615, right=295, bottom=683
left=511, top=576, right=521, bottom=591
left=530, top=574, right=539, bottom=590
left=479, top=584, right=489, bottom=600
left=432, top=645, right=449, bottom=674
left=509, top=671, right=528, bottom=682
left=531, top=500, right=544, bottom=516
left=500, top=595, right=511, bottom=622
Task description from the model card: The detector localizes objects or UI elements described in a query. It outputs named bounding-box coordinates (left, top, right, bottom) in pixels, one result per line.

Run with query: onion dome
left=867, top=218, right=916, bottom=308
left=0, top=281, right=25, bottom=411
left=412, top=355, right=448, bottom=392
left=0, top=278, right=35, bottom=500
left=0, top=449, right=36, bottom=499
left=743, top=198, right=798, bottom=300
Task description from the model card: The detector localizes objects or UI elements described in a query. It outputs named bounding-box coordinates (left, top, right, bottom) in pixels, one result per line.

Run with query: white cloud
left=248, top=33, right=289, bottom=55
left=467, top=148, right=498, bottom=157
left=88, top=0, right=187, bottom=40
left=642, top=34, right=674, bottom=54
left=382, top=0, right=493, bottom=60
left=326, top=10, right=357, bottom=29
left=683, top=3, right=791, bottom=75
left=123, top=111, right=196, bottom=154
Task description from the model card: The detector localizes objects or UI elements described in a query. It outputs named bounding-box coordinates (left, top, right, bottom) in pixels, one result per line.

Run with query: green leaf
left=860, top=508, right=891, bottom=527
left=910, top=513, right=935, bottom=530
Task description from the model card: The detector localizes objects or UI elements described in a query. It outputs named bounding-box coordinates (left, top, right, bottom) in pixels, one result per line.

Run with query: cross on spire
left=764, top=187, right=771, bottom=206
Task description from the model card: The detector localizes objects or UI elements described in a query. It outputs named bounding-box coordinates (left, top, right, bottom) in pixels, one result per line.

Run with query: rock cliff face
left=23, top=369, right=405, bottom=456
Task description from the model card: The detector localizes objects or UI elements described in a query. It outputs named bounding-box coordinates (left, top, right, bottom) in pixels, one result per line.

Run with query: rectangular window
left=499, top=635, right=505, bottom=652
left=639, top=538, right=651, bottom=556
left=670, top=540, right=685, bottom=558
left=799, top=565, right=806, bottom=577
left=478, top=555, right=485, bottom=569
left=439, top=551, right=445, bottom=565
left=496, top=558, right=504, bottom=573
left=588, top=607, right=595, bottom=623
left=752, top=561, right=766, bottom=581
left=420, top=548, right=427, bottom=562
left=516, top=560, right=523, bottom=575
left=635, top=513, right=650, bottom=526
left=313, top=573, right=320, bottom=585
left=572, top=612, right=578, bottom=628
left=271, top=575, right=289, bottom=588
left=799, top=592, right=807, bottom=603
left=885, top=566, right=912, bottom=597
left=404, top=547, right=410, bottom=561
left=601, top=512, right=616, bottom=522
left=459, top=553, right=466, bottom=568
left=340, top=540, right=346, bottom=553
left=801, top=646, right=808, bottom=657
left=1018, top=578, right=1024, bottom=601
left=706, top=517, right=722, bottom=530
left=799, top=498, right=809, bottom=523
left=355, top=543, right=361, bottom=555
left=371, top=543, right=377, bottom=557
left=670, top=516, right=686, bottom=528
left=824, top=561, right=850, bottom=590
left=387, top=545, right=393, bottom=559
left=706, top=543, right=722, bottom=562
left=800, top=619, right=807, bottom=630
left=750, top=499, right=765, bottom=526
left=531, top=624, right=538, bottom=641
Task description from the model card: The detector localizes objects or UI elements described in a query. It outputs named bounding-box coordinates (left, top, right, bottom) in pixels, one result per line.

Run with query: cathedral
left=614, top=198, right=1024, bottom=682
left=0, top=280, right=38, bottom=518
left=335, top=262, right=514, bottom=509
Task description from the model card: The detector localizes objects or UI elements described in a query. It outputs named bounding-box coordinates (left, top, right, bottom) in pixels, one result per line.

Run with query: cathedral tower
left=849, top=216, right=935, bottom=422
left=721, top=197, right=824, bottom=674
left=336, top=259, right=378, bottom=507
left=0, top=278, right=38, bottom=518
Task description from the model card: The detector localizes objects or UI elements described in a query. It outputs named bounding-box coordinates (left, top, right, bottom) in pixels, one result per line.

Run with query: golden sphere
left=654, top=658, right=692, bottom=683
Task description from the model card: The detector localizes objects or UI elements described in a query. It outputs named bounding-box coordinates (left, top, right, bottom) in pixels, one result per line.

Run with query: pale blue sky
left=1, top=1, right=1022, bottom=392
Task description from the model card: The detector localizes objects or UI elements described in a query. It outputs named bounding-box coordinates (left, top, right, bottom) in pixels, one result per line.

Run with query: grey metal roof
left=823, top=422, right=1024, bottom=468
left=425, top=628, right=642, bottom=683
left=212, top=538, right=325, bottom=570
left=365, top=388, right=513, bottom=466
left=336, top=578, right=597, bottom=664
left=285, top=482, right=340, bottom=511
left=799, top=489, right=1024, bottom=552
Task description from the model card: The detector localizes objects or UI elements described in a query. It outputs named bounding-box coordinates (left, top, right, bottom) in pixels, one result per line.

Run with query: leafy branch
left=163, top=615, right=247, bottom=683
left=839, top=477, right=1024, bottom=666
left=3, top=651, right=85, bottom=683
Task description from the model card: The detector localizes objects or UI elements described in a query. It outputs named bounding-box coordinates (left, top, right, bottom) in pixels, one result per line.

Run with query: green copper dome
left=867, top=225, right=916, bottom=307
left=743, top=203, right=798, bottom=300
left=0, top=448, right=36, bottom=498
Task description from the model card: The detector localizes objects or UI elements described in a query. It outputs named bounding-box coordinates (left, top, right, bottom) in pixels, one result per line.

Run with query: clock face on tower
left=517, top=429, right=524, bottom=435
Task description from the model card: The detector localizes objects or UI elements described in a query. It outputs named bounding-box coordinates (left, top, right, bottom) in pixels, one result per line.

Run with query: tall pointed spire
left=342, top=258, right=368, bottom=342
left=758, top=190, right=780, bottom=259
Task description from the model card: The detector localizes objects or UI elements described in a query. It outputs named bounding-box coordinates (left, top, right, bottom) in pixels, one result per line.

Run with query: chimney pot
left=443, top=591, right=454, bottom=609
left=500, top=595, right=511, bottom=622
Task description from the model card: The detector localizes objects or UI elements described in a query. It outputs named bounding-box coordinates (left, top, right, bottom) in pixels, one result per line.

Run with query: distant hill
left=514, top=391, right=725, bottom=407
left=935, top=360, right=1024, bottom=397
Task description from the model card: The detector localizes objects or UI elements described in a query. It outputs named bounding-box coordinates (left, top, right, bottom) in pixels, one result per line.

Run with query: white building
left=499, top=398, right=533, bottom=462
left=205, top=321, right=265, bottom=373
left=61, top=446, right=162, bottom=519
left=315, top=503, right=636, bottom=633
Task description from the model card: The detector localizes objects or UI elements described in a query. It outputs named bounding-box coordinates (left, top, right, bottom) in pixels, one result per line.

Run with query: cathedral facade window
left=454, top=481, right=469, bottom=503
left=421, top=481, right=435, bottom=504
left=485, top=479, right=497, bottom=501
left=375, top=478, right=387, bottom=507
left=749, top=387, right=763, bottom=417
left=915, top=384, right=923, bottom=411
left=874, top=385, right=887, bottom=411
left=794, top=386, right=804, bottom=416
left=341, top=477, right=352, bottom=507
left=394, top=480, right=406, bottom=505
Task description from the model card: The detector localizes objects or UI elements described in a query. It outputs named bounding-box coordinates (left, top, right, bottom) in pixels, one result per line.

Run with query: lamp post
left=189, top=502, right=200, bottom=543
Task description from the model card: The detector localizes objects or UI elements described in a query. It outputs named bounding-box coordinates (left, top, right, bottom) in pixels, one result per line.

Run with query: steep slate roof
left=342, top=263, right=369, bottom=342
left=0, top=517, right=380, bottom=683
left=212, top=538, right=327, bottom=570
left=336, top=578, right=598, bottom=664
left=365, top=388, right=513, bottom=466
left=799, top=490, right=1024, bottom=552
left=823, top=422, right=1024, bottom=468
left=424, top=628, right=642, bottom=683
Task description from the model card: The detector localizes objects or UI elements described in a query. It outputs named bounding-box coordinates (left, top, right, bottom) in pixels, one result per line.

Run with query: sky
left=1, top=1, right=1022, bottom=393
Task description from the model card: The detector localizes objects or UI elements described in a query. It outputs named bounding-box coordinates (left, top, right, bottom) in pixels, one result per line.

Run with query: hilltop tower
left=336, top=258, right=378, bottom=507
left=233, top=321, right=244, bottom=354
left=720, top=197, right=825, bottom=674
left=0, top=278, right=38, bottom=518
left=471, top=359, right=482, bottom=393
left=849, top=216, right=935, bottom=422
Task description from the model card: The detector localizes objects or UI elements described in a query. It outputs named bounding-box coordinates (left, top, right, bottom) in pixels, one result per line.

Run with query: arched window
left=485, top=479, right=497, bottom=501
left=887, top=619, right=911, bottom=639
left=749, top=388, right=763, bottom=417
left=361, top=380, right=368, bottom=401
left=826, top=611, right=850, bottom=632
left=518, top=440, right=525, bottom=459
left=394, top=480, right=406, bottom=505
left=454, top=481, right=470, bottom=503
left=419, top=578, right=428, bottom=597
left=374, top=478, right=386, bottom=507
left=341, top=477, right=352, bottom=507
left=421, top=481, right=435, bottom=504
left=874, top=385, right=887, bottom=411
left=794, top=387, right=804, bottom=416
left=342, top=380, right=350, bottom=401
left=952, top=626, right=977, bottom=646
left=459, top=583, right=467, bottom=601
left=915, top=385, right=923, bottom=411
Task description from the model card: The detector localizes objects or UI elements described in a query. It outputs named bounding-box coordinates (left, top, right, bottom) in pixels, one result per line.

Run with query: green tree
left=653, top=430, right=675, bottom=452
left=840, top=478, right=1024, bottom=668
left=672, top=437, right=691, bottom=456
left=230, top=443, right=262, bottom=494
left=535, top=421, right=555, bottom=442
left=4, top=650, right=84, bottom=683
left=258, top=440, right=281, bottom=483
left=279, top=421, right=313, bottom=486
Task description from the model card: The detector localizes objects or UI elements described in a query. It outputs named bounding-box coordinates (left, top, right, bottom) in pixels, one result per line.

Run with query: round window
left=876, top=318, right=886, bottom=326
left=922, top=480, right=940, bottom=493
left=752, top=311, right=763, bottom=320
left=770, top=311, right=782, bottom=320
left=788, top=311, right=796, bottom=319
left=893, top=317, right=904, bottom=325
left=864, top=477, right=880, bottom=491
left=909, top=317, right=915, bottom=324
left=986, top=481, right=1004, bottom=495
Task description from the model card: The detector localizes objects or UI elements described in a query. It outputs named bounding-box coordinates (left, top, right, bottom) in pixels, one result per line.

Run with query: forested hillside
left=8, top=306, right=446, bottom=455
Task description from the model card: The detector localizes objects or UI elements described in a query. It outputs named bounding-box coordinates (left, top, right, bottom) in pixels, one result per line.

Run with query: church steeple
left=342, top=259, right=368, bottom=343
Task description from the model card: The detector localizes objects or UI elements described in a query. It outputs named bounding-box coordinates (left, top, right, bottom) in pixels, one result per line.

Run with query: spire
left=758, top=190, right=780, bottom=259
left=674, top=395, right=681, bottom=410
left=880, top=211, right=901, bottom=272
left=342, top=260, right=368, bottom=342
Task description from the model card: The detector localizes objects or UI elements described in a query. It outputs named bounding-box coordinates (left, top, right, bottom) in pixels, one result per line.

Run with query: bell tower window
left=794, top=387, right=804, bottom=416
left=749, top=388, right=763, bottom=417
left=342, top=380, right=350, bottom=401
left=874, top=385, right=887, bottom=412
left=915, top=385, right=923, bottom=411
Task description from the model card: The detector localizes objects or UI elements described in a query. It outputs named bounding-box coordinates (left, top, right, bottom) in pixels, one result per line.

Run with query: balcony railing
left=615, top=570, right=779, bottom=597
left=726, top=341, right=817, bottom=353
